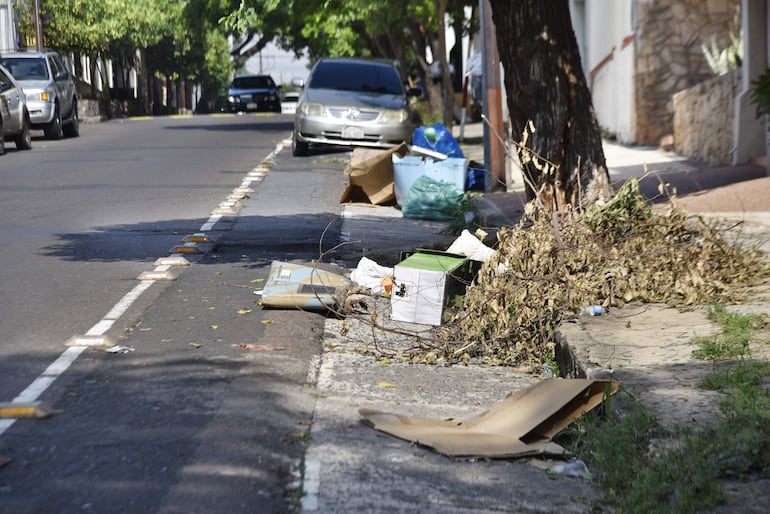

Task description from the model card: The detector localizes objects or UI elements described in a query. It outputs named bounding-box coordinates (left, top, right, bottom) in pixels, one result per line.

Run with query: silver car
left=0, top=64, right=32, bottom=155
left=291, top=58, right=419, bottom=156
left=0, top=49, right=79, bottom=139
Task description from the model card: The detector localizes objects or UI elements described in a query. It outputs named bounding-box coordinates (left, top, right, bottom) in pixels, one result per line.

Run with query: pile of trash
left=450, top=178, right=770, bottom=365
left=339, top=122, right=483, bottom=223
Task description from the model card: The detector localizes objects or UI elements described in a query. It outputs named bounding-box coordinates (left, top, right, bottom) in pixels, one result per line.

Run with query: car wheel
left=44, top=104, right=64, bottom=140
left=292, top=132, right=309, bottom=157
left=15, top=112, right=32, bottom=150
left=63, top=99, right=80, bottom=138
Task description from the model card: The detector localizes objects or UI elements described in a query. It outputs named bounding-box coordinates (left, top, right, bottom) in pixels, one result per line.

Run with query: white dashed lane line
left=0, top=142, right=286, bottom=437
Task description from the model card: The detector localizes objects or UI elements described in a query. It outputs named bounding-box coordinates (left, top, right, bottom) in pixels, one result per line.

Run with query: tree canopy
left=16, top=0, right=476, bottom=122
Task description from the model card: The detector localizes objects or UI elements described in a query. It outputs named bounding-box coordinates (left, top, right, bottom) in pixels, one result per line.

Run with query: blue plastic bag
left=466, top=162, right=486, bottom=191
left=412, top=122, right=464, bottom=158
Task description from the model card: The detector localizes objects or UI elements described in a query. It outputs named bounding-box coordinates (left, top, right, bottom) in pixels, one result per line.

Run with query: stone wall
left=635, top=0, right=739, bottom=146
left=78, top=98, right=103, bottom=122
left=673, top=70, right=739, bottom=166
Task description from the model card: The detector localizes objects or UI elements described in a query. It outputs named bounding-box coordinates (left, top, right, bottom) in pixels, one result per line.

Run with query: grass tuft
left=567, top=306, right=770, bottom=513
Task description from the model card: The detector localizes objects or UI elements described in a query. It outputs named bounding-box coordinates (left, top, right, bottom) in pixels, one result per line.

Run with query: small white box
left=391, top=251, right=470, bottom=326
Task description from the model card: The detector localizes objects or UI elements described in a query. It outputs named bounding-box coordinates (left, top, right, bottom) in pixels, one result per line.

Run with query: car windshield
left=0, top=57, right=49, bottom=81
left=232, top=76, right=274, bottom=89
left=308, top=61, right=404, bottom=95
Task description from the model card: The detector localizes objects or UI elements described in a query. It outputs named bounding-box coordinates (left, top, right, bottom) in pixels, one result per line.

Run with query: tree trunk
left=406, top=20, right=442, bottom=122
left=489, top=0, right=613, bottom=211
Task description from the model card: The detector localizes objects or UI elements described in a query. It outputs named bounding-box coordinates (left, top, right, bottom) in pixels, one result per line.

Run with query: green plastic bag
left=402, top=175, right=464, bottom=221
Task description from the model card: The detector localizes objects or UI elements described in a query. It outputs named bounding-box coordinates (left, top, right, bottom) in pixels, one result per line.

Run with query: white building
left=0, top=0, right=16, bottom=52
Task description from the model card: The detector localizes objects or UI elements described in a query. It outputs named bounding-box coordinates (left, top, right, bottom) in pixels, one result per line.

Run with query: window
left=309, top=62, right=403, bottom=95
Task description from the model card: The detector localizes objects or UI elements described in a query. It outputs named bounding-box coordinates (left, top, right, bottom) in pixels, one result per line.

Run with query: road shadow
left=38, top=212, right=344, bottom=266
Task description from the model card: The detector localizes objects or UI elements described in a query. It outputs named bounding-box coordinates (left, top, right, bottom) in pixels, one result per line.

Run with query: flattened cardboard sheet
left=360, top=378, right=618, bottom=458
left=261, top=261, right=349, bottom=310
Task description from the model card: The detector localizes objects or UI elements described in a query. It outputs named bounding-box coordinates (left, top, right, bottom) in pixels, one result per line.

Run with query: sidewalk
left=301, top=126, right=770, bottom=512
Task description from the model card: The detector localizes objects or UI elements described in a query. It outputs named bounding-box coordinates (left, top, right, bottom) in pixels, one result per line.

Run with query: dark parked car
left=0, top=63, right=32, bottom=155
left=0, top=48, right=79, bottom=139
left=291, top=58, right=420, bottom=156
left=226, top=74, right=281, bottom=113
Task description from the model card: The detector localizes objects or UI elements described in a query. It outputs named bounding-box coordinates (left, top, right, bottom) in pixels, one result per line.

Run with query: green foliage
left=750, top=68, right=770, bottom=119
left=692, top=305, right=764, bottom=363
left=201, top=28, right=232, bottom=90
left=564, top=394, right=661, bottom=507
left=41, top=0, right=170, bottom=54
left=701, top=6, right=742, bottom=76
left=570, top=309, right=770, bottom=513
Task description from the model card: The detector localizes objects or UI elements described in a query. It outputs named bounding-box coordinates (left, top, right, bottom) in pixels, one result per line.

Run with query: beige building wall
left=574, top=0, right=741, bottom=148
left=635, top=0, right=739, bottom=146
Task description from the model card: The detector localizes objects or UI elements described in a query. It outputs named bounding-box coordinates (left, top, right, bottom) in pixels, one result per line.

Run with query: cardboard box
left=390, top=250, right=472, bottom=325
left=339, top=143, right=409, bottom=205
left=261, top=261, right=349, bottom=310
left=391, top=154, right=468, bottom=207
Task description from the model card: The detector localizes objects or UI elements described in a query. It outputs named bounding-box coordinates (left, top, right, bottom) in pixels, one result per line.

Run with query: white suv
left=0, top=64, right=33, bottom=154
left=0, top=48, right=79, bottom=139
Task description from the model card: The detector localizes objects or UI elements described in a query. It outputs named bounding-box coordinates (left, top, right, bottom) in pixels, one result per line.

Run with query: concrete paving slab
left=303, top=298, right=603, bottom=513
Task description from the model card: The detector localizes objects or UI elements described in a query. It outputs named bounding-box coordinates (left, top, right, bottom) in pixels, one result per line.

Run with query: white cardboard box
left=390, top=251, right=470, bottom=325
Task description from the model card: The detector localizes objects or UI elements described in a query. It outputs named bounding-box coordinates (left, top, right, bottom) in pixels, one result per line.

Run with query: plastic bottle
left=581, top=305, right=605, bottom=316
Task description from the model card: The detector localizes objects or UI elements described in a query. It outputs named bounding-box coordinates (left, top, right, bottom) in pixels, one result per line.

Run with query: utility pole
left=480, top=0, right=506, bottom=192
left=34, top=0, right=43, bottom=49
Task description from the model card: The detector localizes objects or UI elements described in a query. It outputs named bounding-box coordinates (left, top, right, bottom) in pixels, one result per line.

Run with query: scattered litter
left=547, top=459, right=593, bottom=480
left=581, top=305, right=605, bottom=316
left=260, top=261, right=349, bottom=310
left=350, top=257, right=393, bottom=295
left=377, top=382, right=397, bottom=389
left=392, top=154, right=467, bottom=219
left=412, top=122, right=464, bottom=158
left=360, top=379, right=618, bottom=459
left=261, top=319, right=274, bottom=325
left=339, top=143, right=408, bottom=205
left=0, top=401, right=61, bottom=419
left=391, top=250, right=476, bottom=326
left=238, top=343, right=285, bottom=351
left=209, top=324, right=219, bottom=330
left=237, top=308, right=253, bottom=315
left=105, top=345, right=135, bottom=354
left=189, top=342, right=202, bottom=348
left=446, top=229, right=496, bottom=263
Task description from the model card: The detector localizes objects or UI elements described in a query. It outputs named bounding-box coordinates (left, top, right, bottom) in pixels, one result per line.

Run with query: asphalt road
left=0, top=114, right=346, bottom=513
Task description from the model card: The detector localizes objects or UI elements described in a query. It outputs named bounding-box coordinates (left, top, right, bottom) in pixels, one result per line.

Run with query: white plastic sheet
left=350, top=257, right=394, bottom=295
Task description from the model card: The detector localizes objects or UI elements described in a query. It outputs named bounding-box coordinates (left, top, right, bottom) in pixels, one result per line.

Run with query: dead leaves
left=452, top=178, right=770, bottom=366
